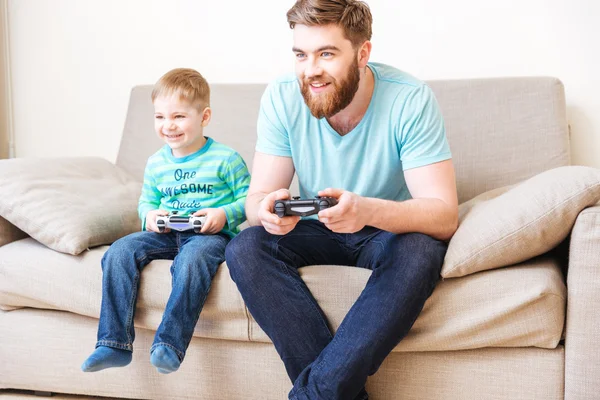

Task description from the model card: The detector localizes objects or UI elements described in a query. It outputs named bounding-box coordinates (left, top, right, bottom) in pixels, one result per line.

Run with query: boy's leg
left=150, top=232, right=229, bottom=373
left=225, top=220, right=353, bottom=383
left=82, top=231, right=177, bottom=372
left=289, top=231, right=447, bottom=400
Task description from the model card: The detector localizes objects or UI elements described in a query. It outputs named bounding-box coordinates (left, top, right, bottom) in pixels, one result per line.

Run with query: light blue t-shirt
left=256, top=62, right=452, bottom=202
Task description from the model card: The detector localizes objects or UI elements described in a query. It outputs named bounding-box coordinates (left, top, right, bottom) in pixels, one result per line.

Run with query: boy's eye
left=155, top=115, right=164, bottom=120
left=175, top=115, right=185, bottom=119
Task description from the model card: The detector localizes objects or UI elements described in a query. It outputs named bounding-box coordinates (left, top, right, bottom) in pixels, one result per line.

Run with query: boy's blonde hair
left=286, top=0, right=372, bottom=49
left=151, top=68, right=210, bottom=110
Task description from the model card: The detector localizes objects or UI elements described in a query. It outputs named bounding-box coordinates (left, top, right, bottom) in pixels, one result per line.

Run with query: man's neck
left=327, top=66, right=374, bottom=136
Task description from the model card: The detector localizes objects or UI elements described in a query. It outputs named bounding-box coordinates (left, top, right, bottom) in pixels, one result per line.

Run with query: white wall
left=7, top=0, right=600, bottom=167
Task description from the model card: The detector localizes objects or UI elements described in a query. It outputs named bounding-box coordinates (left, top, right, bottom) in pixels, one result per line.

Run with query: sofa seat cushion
left=0, top=238, right=248, bottom=341
left=0, top=238, right=565, bottom=351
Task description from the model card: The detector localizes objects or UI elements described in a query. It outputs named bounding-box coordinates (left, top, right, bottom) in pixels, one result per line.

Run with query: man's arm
left=245, top=152, right=301, bottom=234
left=369, top=159, right=458, bottom=240
left=318, top=159, right=458, bottom=241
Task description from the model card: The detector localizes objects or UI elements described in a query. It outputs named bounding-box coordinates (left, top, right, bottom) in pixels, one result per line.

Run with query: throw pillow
left=442, top=166, right=600, bottom=278
left=0, top=157, right=141, bottom=255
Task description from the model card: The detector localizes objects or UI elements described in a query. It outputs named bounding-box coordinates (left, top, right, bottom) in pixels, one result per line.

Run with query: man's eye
left=321, top=52, right=333, bottom=57
left=295, top=53, right=306, bottom=60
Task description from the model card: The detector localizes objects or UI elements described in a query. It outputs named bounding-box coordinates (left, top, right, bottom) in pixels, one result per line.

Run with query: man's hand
left=258, top=189, right=300, bottom=235
left=194, top=208, right=227, bottom=234
left=317, top=188, right=369, bottom=233
left=145, top=209, right=170, bottom=233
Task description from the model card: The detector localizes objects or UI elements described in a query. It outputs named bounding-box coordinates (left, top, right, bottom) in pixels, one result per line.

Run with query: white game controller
left=156, top=212, right=206, bottom=233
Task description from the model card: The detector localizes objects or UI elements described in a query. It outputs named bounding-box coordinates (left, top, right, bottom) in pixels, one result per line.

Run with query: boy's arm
left=138, top=165, right=162, bottom=231
left=219, top=153, right=251, bottom=231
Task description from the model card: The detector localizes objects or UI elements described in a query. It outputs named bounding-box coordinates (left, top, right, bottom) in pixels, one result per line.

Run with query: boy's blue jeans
left=96, top=230, right=229, bottom=361
left=226, top=220, right=447, bottom=400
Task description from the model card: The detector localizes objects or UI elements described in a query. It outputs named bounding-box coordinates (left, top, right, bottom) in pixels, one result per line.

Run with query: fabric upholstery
left=0, top=157, right=141, bottom=255
left=428, top=77, right=570, bottom=203
left=443, top=166, right=600, bottom=278
left=0, top=238, right=565, bottom=352
left=565, top=205, right=600, bottom=400
left=0, top=308, right=564, bottom=400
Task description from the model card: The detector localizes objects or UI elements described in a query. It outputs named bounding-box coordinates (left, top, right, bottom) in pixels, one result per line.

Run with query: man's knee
left=383, top=232, right=447, bottom=278
left=225, top=226, right=272, bottom=282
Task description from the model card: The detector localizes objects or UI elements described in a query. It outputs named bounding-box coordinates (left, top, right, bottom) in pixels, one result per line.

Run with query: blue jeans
left=96, top=231, right=229, bottom=361
left=226, top=220, right=447, bottom=400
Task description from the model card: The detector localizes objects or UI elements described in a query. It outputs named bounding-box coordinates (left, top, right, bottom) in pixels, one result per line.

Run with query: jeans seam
left=124, top=272, right=139, bottom=346
left=289, top=386, right=309, bottom=399
left=150, top=342, right=185, bottom=361
left=96, top=340, right=133, bottom=352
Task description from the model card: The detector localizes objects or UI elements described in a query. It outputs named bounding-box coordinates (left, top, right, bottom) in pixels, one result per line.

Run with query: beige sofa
left=1, top=77, right=599, bottom=400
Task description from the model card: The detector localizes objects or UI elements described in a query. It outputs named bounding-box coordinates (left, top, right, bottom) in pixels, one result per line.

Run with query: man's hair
left=151, top=68, right=210, bottom=109
left=286, top=0, right=372, bottom=48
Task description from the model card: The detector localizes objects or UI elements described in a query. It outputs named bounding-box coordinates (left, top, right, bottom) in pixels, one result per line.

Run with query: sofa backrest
left=116, top=77, right=570, bottom=203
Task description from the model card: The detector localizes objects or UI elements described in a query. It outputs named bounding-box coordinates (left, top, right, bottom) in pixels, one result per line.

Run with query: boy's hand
left=145, top=209, right=169, bottom=233
left=194, top=208, right=227, bottom=234
left=258, top=189, right=300, bottom=235
left=317, top=188, right=368, bottom=233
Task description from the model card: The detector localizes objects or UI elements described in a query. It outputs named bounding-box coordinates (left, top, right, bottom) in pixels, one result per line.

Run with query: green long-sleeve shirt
left=138, top=137, right=250, bottom=237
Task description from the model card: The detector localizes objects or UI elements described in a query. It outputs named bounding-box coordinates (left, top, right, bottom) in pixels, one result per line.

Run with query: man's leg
left=82, top=231, right=177, bottom=372
left=226, top=220, right=352, bottom=381
left=290, top=231, right=447, bottom=400
left=151, top=233, right=229, bottom=373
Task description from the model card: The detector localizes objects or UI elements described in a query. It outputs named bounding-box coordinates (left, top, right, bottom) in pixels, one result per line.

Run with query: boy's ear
left=201, top=107, right=212, bottom=127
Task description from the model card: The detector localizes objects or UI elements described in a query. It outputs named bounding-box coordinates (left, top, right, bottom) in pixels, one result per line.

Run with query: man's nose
left=304, top=59, right=323, bottom=79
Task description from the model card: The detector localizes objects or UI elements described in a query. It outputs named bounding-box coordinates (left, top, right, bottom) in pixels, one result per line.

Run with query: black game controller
left=274, top=196, right=338, bottom=218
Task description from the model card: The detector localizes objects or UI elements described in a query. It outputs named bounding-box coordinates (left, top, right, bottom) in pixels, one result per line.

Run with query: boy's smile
left=153, top=94, right=211, bottom=158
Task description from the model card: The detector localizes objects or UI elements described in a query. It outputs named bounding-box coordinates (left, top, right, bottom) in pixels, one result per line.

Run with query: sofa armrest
left=565, top=204, right=600, bottom=400
left=0, top=216, right=27, bottom=247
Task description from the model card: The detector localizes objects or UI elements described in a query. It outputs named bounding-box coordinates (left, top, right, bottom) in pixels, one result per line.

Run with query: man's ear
left=201, top=107, right=212, bottom=127
left=357, top=40, right=372, bottom=69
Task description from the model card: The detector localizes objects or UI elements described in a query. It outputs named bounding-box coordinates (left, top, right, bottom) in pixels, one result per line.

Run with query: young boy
left=82, top=68, right=251, bottom=374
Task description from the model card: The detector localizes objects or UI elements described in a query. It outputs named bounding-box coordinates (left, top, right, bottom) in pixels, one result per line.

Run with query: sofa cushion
left=0, top=157, right=141, bottom=255
left=0, top=238, right=565, bottom=351
left=0, top=238, right=248, bottom=340
left=0, top=308, right=565, bottom=400
left=442, top=166, right=600, bottom=278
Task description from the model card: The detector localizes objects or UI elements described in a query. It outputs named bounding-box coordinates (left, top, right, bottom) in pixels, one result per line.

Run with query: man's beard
left=300, top=58, right=361, bottom=119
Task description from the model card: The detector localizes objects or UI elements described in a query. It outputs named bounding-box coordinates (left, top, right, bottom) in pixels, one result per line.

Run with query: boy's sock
left=81, top=346, right=132, bottom=372
left=150, top=345, right=181, bottom=374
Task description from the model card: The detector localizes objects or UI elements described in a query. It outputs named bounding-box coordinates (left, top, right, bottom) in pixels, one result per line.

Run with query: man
left=226, top=0, right=458, bottom=398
